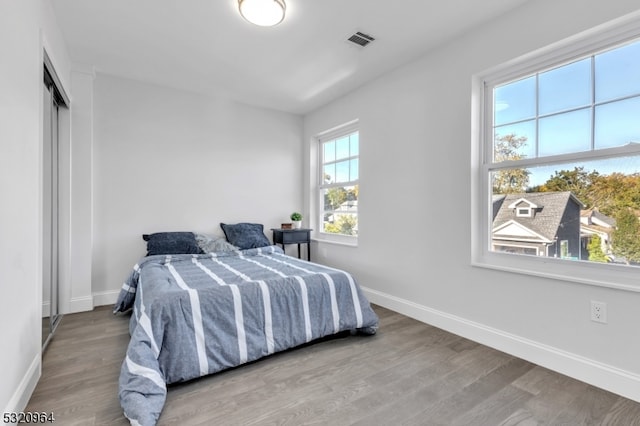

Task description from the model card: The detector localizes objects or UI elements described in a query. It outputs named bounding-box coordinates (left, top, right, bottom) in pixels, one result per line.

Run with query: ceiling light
left=238, top=0, right=286, bottom=27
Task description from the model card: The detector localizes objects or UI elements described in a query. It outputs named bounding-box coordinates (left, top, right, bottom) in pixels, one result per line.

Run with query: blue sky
left=323, top=132, right=359, bottom=184
left=493, top=38, right=640, bottom=187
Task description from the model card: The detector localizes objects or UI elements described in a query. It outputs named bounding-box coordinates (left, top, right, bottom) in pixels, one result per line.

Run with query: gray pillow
left=220, top=223, right=271, bottom=250
left=195, top=233, right=238, bottom=253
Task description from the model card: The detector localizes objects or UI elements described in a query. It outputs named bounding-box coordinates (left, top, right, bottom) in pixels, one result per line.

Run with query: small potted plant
left=290, top=212, right=303, bottom=229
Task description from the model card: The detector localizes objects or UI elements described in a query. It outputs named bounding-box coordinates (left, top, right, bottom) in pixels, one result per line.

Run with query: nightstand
left=271, top=228, right=312, bottom=260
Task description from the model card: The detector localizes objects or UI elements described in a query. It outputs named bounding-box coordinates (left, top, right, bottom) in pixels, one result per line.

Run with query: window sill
left=311, top=237, right=358, bottom=248
left=472, top=252, right=640, bottom=293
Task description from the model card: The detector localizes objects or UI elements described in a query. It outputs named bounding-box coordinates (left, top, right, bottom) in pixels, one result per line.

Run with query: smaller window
left=318, top=124, right=359, bottom=239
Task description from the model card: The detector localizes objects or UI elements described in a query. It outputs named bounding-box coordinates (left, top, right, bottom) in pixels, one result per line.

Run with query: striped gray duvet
left=113, top=245, right=379, bottom=426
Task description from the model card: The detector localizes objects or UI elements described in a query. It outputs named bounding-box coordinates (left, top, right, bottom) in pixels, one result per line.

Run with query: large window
left=318, top=124, right=359, bottom=239
left=473, top=16, right=640, bottom=291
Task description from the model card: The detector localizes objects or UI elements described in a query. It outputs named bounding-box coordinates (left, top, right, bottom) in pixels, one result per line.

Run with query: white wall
left=0, top=0, right=71, bottom=413
left=66, top=65, right=95, bottom=313
left=304, top=0, right=640, bottom=402
left=91, top=75, right=304, bottom=301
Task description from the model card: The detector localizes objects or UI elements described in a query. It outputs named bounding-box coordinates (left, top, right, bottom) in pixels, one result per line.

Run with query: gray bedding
left=113, top=245, right=379, bottom=425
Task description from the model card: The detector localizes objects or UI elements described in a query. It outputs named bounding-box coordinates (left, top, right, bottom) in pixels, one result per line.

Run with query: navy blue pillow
left=220, top=223, right=271, bottom=250
left=142, top=232, right=203, bottom=256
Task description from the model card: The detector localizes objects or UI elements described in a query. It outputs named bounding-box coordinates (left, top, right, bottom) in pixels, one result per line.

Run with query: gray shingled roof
left=492, top=191, right=584, bottom=241
left=581, top=208, right=617, bottom=227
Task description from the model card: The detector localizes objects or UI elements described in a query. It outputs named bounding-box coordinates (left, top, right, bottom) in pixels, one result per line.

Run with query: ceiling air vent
left=347, top=31, right=375, bottom=47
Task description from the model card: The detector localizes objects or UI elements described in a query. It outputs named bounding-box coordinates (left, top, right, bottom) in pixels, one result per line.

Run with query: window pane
left=595, top=96, right=640, bottom=149
left=322, top=185, right=358, bottom=236
left=560, top=240, right=569, bottom=258
left=324, top=141, right=335, bottom=162
left=595, top=39, right=640, bottom=103
left=323, top=191, right=333, bottom=211
left=490, top=155, right=640, bottom=265
left=350, top=133, right=359, bottom=155
left=350, top=158, right=359, bottom=181
left=335, top=160, right=349, bottom=182
left=494, top=76, right=536, bottom=126
left=336, top=136, right=350, bottom=160
left=323, top=164, right=335, bottom=184
left=539, top=109, right=591, bottom=156
left=494, top=120, right=536, bottom=161
left=539, top=58, right=591, bottom=115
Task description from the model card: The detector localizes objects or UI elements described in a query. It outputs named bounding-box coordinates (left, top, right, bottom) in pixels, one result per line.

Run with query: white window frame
left=471, top=11, right=640, bottom=292
left=315, top=120, right=359, bottom=245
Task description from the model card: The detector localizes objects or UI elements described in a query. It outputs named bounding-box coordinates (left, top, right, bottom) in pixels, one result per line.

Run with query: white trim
left=311, top=236, right=358, bottom=247
left=311, top=232, right=358, bottom=247
left=43, top=49, right=70, bottom=106
left=362, top=287, right=640, bottom=404
left=315, top=121, right=360, bottom=240
left=493, top=219, right=552, bottom=242
left=479, top=10, right=640, bottom=88
left=508, top=198, right=538, bottom=209
left=42, top=300, right=50, bottom=317
left=471, top=255, right=640, bottom=293
left=92, top=290, right=119, bottom=308
left=4, top=353, right=41, bottom=414
left=67, top=295, right=94, bottom=313
left=316, top=119, right=359, bottom=142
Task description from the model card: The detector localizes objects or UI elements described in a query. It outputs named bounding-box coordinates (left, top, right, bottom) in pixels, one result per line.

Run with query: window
left=472, top=14, right=640, bottom=291
left=317, top=123, right=359, bottom=240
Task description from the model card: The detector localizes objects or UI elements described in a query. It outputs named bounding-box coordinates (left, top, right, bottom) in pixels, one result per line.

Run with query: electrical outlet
left=591, top=301, right=607, bottom=324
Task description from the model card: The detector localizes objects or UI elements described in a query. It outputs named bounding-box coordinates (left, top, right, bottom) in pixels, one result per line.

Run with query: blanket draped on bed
left=113, top=245, right=379, bottom=426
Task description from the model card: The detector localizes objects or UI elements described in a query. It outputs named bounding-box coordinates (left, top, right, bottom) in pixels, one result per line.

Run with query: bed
left=113, top=226, right=379, bottom=426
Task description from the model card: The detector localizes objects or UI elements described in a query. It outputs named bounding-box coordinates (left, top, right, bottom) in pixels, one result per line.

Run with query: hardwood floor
left=26, top=305, right=640, bottom=425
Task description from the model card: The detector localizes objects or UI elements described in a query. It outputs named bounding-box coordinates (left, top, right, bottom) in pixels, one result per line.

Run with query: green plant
left=290, top=212, right=302, bottom=221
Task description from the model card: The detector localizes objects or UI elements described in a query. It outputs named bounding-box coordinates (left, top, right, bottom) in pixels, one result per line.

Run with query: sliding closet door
left=42, top=65, right=65, bottom=350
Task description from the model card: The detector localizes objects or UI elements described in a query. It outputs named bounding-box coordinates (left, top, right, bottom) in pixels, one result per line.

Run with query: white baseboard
left=68, top=295, right=94, bottom=314
left=4, top=353, right=40, bottom=414
left=362, top=286, right=640, bottom=404
left=44, top=295, right=94, bottom=316
left=41, top=301, right=50, bottom=317
left=92, top=290, right=120, bottom=308
left=44, top=291, right=119, bottom=316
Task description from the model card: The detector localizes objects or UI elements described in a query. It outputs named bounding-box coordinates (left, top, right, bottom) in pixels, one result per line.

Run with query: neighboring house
left=580, top=208, right=616, bottom=260
left=492, top=192, right=585, bottom=259
left=326, top=199, right=358, bottom=232
left=327, top=199, right=357, bottom=221
left=336, top=198, right=357, bottom=214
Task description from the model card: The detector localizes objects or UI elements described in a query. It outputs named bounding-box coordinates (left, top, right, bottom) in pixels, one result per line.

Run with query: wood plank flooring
left=26, top=305, right=640, bottom=425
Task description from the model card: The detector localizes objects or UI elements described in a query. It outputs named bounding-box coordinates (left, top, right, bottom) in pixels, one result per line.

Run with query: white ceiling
left=51, top=0, right=529, bottom=115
